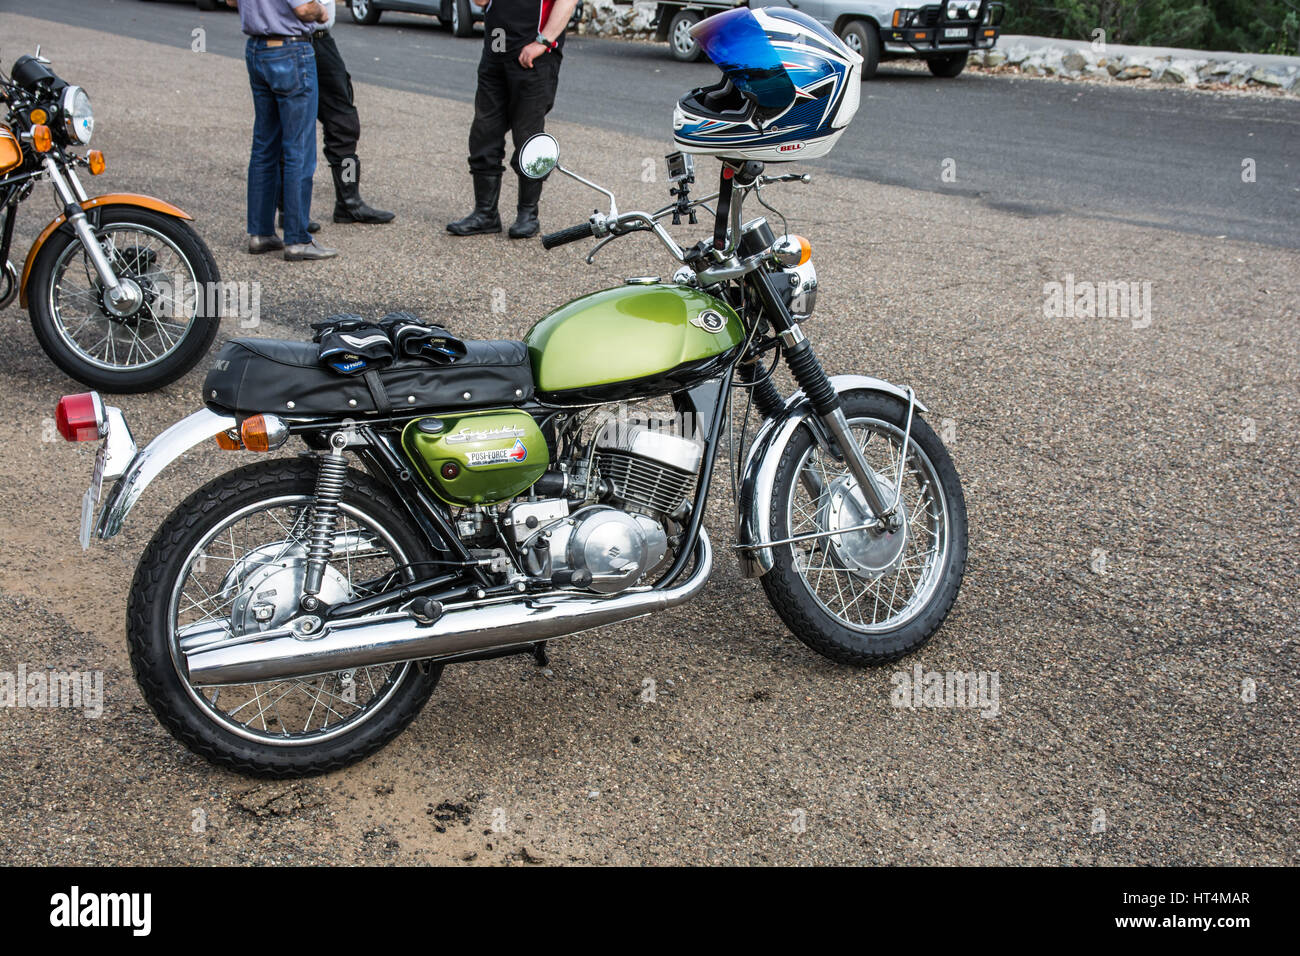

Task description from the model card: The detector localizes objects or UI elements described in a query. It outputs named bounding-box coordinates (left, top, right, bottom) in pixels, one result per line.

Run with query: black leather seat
left=203, top=337, right=535, bottom=417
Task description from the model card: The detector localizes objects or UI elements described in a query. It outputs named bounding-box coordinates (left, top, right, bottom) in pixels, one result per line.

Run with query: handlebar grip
left=541, top=222, right=595, bottom=250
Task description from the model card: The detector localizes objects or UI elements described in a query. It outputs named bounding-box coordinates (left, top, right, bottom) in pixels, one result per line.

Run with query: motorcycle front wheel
left=28, top=207, right=221, bottom=392
left=127, top=458, right=443, bottom=777
left=761, top=391, right=968, bottom=665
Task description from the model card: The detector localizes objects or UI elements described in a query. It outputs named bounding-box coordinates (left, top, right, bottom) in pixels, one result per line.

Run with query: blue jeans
left=245, top=38, right=318, bottom=245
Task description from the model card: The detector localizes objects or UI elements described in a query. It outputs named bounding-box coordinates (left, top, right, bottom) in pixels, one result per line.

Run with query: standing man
left=447, top=0, right=578, bottom=239
left=233, top=0, right=337, bottom=261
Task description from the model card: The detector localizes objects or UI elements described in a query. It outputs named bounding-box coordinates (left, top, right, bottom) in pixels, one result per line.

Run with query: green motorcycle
left=59, top=135, right=967, bottom=776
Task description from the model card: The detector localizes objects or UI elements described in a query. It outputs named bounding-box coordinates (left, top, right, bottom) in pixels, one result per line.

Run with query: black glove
left=313, top=313, right=394, bottom=375
left=379, top=311, right=467, bottom=365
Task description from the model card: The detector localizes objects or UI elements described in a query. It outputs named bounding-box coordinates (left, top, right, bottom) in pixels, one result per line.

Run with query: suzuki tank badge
left=691, top=310, right=727, bottom=334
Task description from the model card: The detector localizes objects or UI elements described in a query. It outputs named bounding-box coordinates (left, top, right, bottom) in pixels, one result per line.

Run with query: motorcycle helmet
left=672, top=7, right=862, bottom=162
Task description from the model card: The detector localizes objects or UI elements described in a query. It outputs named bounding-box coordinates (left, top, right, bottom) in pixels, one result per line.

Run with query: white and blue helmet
left=672, top=7, right=863, bottom=162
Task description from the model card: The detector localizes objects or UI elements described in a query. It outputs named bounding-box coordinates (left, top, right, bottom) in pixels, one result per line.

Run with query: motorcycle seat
left=203, top=337, right=535, bottom=418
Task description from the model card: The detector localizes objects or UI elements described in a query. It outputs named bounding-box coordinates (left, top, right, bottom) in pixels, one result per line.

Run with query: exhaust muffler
left=184, top=531, right=712, bottom=686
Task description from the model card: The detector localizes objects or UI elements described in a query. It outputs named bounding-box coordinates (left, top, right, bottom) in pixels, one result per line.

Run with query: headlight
left=946, top=1, right=981, bottom=19
left=779, top=261, right=817, bottom=322
left=60, top=85, right=94, bottom=145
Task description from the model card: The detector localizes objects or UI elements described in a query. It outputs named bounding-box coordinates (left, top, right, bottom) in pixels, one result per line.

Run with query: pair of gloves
left=312, top=312, right=467, bottom=376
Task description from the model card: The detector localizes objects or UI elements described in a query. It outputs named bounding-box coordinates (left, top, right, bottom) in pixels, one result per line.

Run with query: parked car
left=348, top=0, right=583, bottom=38
left=650, top=0, right=1004, bottom=77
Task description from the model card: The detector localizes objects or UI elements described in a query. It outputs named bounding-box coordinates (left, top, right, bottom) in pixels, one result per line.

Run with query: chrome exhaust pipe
left=184, top=530, right=713, bottom=686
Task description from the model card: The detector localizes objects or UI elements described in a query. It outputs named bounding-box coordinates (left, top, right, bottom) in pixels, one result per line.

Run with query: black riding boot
left=508, top=176, right=544, bottom=239
left=446, top=173, right=502, bottom=236
left=332, top=156, right=395, bottom=224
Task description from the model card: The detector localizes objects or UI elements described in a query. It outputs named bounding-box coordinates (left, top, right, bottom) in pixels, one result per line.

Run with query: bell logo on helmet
left=779, top=142, right=805, bottom=153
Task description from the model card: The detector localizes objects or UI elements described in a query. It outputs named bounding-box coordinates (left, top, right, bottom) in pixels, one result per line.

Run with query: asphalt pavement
left=0, top=8, right=1295, bottom=866
left=9, top=0, right=1300, bottom=247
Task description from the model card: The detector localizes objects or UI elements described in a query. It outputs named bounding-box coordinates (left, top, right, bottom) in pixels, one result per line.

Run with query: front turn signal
left=87, top=150, right=106, bottom=175
left=29, top=108, right=47, bottom=125
left=773, top=234, right=812, bottom=267
left=240, top=414, right=290, bottom=453
left=215, top=430, right=243, bottom=451
left=30, top=124, right=52, bottom=153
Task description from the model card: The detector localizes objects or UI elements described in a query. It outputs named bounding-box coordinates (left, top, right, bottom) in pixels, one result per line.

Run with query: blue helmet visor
left=690, top=8, right=797, bottom=113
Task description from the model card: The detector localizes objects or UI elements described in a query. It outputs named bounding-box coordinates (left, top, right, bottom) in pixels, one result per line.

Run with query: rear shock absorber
left=301, top=431, right=349, bottom=610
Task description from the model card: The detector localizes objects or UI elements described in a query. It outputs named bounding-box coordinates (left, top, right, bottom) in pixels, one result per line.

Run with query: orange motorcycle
left=0, top=50, right=219, bottom=392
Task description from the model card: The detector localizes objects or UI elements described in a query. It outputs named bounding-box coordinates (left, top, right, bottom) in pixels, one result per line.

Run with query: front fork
left=748, top=267, right=905, bottom=532
left=40, top=155, right=141, bottom=317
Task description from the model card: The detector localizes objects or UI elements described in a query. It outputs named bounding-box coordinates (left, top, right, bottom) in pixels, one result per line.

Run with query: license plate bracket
left=79, top=439, right=108, bottom=550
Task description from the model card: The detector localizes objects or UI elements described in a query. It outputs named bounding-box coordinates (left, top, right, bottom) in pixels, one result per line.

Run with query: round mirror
left=519, top=133, right=560, bottom=180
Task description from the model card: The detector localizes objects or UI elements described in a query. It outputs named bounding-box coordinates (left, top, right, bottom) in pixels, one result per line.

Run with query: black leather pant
left=467, top=50, right=561, bottom=177
left=312, top=31, right=361, bottom=169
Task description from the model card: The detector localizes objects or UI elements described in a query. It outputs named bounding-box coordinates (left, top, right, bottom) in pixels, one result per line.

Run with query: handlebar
left=541, top=221, right=596, bottom=249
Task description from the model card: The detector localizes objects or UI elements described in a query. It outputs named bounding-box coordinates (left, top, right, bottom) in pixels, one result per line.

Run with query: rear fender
left=96, top=407, right=235, bottom=540
left=19, top=194, right=194, bottom=308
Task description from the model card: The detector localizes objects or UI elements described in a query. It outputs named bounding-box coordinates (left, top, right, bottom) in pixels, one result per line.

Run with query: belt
left=253, top=35, right=312, bottom=44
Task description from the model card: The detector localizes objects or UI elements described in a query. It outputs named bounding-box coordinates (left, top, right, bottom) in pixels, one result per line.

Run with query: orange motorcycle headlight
left=87, top=150, right=105, bottom=175
left=30, top=124, right=52, bottom=153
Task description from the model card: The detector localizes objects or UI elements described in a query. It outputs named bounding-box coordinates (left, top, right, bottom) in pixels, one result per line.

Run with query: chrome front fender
left=96, top=407, right=236, bottom=539
left=735, top=375, right=928, bottom=578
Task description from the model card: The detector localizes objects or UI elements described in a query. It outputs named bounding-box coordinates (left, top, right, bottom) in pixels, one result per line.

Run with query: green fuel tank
left=524, top=283, right=745, bottom=404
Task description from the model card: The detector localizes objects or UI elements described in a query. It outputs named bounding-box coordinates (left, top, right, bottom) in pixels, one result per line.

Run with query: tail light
left=56, top=392, right=105, bottom=442
left=239, top=414, right=290, bottom=453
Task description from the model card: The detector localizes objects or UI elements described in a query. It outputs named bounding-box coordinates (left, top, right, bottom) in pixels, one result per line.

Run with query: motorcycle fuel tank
left=524, top=284, right=745, bottom=403
left=402, top=409, right=548, bottom=506
left=0, top=125, right=22, bottom=176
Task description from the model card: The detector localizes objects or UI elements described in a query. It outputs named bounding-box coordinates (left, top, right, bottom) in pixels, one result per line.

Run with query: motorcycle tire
left=127, top=458, right=443, bottom=777
left=27, top=207, right=221, bottom=393
left=761, top=391, right=968, bottom=666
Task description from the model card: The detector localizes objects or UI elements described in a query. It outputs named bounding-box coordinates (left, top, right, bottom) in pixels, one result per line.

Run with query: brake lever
left=584, top=234, right=618, bottom=264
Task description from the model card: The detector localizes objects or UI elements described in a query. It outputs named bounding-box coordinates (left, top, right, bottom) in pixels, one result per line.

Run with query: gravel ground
left=0, top=14, right=1295, bottom=866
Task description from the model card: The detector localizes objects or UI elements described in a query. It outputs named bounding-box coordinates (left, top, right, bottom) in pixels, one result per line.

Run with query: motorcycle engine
left=511, top=424, right=704, bottom=594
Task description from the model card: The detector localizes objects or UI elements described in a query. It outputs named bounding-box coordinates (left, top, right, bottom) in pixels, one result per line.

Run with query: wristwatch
left=535, top=32, right=558, bottom=52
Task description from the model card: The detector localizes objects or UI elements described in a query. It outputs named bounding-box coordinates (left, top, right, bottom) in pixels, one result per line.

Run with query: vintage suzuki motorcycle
left=1, top=51, right=220, bottom=392
left=59, top=135, right=967, bottom=776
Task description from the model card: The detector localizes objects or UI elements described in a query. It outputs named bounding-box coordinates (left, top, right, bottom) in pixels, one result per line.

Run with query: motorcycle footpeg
left=408, top=597, right=444, bottom=626
left=550, top=569, right=592, bottom=589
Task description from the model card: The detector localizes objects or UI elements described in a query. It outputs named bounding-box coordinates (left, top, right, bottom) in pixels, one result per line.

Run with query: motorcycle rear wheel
left=28, top=207, right=220, bottom=393
left=761, top=392, right=968, bottom=665
left=127, top=458, right=442, bottom=777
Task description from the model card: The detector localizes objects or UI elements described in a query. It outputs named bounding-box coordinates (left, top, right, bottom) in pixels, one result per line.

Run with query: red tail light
left=55, top=392, right=104, bottom=442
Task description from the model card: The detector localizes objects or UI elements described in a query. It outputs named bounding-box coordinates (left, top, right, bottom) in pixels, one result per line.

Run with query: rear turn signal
left=239, top=414, right=290, bottom=453
left=30, top=124, right=52, bottom=153
left=55, top=392, right=104, bottom=442
left=215, top=430, right=243, bottom=451
left=87, top=150, right=106, bottom=175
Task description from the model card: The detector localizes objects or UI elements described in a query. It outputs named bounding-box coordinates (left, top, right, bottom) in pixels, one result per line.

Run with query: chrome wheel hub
left=224, top=542, right=351, bottom=636
left=817, top=473, right=908, bottom=579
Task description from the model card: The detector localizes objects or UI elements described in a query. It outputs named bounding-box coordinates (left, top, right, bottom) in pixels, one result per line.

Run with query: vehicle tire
left=839, top=19, right=881, bottom=80
left=667, top=10, right=704, bottom=62
left=760, top=391, right=968, bottom=666
left=27, top=206, right=220, bottom=393
left=350, top=0, right=382, bottom=25
left=928, top=52, right=967, bottom=77
left=127, top=457, right=445, bottom=777
left=451, top=0, right=474, bottom=37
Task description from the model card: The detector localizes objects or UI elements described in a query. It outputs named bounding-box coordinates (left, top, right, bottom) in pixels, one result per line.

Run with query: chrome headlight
left=779, top=261, right=817, bottom=322
left=946, top=0, right=981, bottom=19
left=60, top=85, right=94, bottom=145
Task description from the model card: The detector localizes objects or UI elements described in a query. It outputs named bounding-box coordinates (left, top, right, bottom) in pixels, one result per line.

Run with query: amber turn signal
left=30, top=124, right=52, bottom=153
left=239, top=414, right=290, bottom=453
left=87, top=150, right=106, bottom=175
left=215, top=430, right=243, bottom=451
left=30, top=108, right=47, bottom=125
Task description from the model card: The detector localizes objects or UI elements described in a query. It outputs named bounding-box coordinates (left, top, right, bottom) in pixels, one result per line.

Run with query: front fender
left=735, top=375, right=927, bottom=578
left=19, top=193, right=194, bottom=308
left=96, top=407, right=235, bottom=540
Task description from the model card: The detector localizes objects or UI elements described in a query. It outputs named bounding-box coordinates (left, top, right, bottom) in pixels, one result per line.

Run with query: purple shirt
left=239, top=0, right=314, bottom=38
